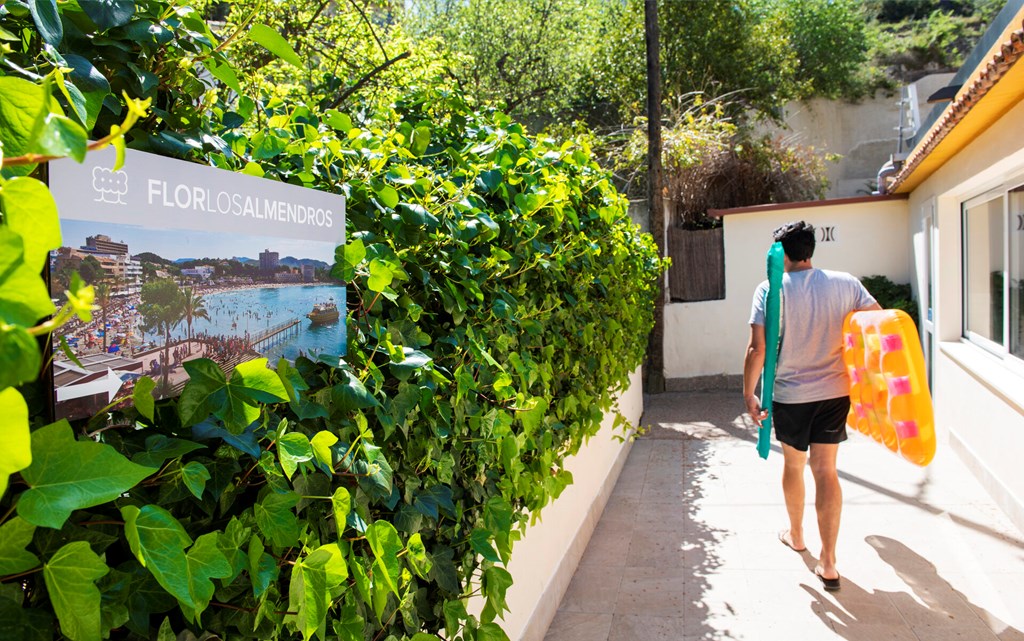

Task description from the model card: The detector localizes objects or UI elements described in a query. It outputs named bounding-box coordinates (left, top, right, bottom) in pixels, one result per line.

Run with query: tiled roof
left=889, top=19, right=1024, bottom=192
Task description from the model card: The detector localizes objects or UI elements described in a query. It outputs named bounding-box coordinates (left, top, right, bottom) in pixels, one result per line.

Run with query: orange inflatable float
left=842, top=309, right=935, bottom=466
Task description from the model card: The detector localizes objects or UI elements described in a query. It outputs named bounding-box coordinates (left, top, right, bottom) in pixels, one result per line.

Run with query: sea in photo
left=167, top=284, right=347, bottom=361
left=50, top=218, right=345, bottom=420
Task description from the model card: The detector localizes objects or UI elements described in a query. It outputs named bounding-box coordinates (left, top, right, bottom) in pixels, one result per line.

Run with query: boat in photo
left=306, top=299, right=340, bottom=325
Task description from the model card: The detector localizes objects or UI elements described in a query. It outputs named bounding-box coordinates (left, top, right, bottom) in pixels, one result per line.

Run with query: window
left=961, top=182, right=1024, bottom=363
left=1011, top=186, right=1024, bottom=359
left=963, top=195, right=1004, bottom=347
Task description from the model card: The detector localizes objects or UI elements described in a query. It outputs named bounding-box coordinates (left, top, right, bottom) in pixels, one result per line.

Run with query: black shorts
left=772, top=396, right=850, bottom=452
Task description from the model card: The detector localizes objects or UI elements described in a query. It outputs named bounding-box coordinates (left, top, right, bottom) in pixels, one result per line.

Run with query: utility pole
left=644, top=0, right=666, bottom=393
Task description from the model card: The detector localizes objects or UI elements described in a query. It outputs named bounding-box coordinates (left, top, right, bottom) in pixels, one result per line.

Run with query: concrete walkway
left=543, top=391, right=1024, bottom=641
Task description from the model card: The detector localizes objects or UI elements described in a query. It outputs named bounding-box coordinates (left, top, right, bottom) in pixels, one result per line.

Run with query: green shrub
left=860, top=274, right=919, bottom=326
left=0, top=2, right=664, bottom=640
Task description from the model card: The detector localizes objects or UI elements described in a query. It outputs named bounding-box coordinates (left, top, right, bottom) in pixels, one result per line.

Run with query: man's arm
left=743, top=323, right=768, bottom=427
left=862, top=302, right=882, bottom=311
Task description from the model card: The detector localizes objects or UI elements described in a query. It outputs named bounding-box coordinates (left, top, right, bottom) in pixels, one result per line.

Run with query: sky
left=60, top=219, right=338, bottom=264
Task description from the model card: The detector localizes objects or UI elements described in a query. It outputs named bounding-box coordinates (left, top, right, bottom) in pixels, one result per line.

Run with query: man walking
left=742, top=221, right=880, bottom=591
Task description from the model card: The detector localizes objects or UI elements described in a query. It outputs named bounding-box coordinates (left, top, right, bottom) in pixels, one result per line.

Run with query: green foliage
left=594, top=0, right=868, bottom=120
left=861, top=275, right=919, bottom=327
left=861, top=0, right=1003, bottom=87
left=610, top=96, right=833, bottom=224
left=0, top=2, right=664, bottom=641
left=401, top=0, right=614, bottom=122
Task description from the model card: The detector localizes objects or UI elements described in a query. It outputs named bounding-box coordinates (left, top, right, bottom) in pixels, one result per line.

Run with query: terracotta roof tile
left=889, top=20, right=1024, bottom=192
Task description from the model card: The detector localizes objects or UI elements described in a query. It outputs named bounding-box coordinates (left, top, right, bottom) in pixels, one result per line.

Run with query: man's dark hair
left=773, top=221, right=815, bottom=261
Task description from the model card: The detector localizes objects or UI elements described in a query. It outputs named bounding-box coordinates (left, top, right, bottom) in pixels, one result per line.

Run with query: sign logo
left=1017, top=213, right=1023, bottom=231
left=92, top=166, right=128, bottom=205
left=818, top=226, right=837, bottom=242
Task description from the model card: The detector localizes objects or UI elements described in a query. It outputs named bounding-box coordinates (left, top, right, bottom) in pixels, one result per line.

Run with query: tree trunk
left=644, top=0, right=666, bottom=393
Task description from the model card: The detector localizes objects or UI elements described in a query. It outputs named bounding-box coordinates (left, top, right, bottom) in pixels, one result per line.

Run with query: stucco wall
left=468, top=368, right=643, bottom=641
left=665, top=198, right=911, bottom=383
left=904, top=96, right=1024, bottom=533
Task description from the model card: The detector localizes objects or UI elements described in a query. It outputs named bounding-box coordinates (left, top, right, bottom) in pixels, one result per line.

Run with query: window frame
left=960, top=181, right=1024, bottom=373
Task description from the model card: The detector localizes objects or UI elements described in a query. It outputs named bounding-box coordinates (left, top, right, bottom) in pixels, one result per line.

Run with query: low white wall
left=471, top=367, right=642, bottom=641
left=665, top=198, right=911, bottom=382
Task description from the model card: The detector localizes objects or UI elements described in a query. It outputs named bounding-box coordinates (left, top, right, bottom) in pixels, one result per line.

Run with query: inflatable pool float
left=842, top=309, right=935, bottom=466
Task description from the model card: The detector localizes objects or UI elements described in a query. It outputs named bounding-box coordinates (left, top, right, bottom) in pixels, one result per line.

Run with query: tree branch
left=327, top=51, right=411, bottom=109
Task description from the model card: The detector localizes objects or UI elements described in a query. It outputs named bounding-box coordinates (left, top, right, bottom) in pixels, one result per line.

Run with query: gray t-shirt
left=750, top=268, right=876, bottom=403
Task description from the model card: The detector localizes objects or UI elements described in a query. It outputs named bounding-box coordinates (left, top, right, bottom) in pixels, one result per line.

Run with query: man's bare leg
left=809, top=442, right=842, bottom=579
left=780, top=443, right=807, bottom=551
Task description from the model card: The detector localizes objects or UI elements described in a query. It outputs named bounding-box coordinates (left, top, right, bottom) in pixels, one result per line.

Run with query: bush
left=860, top=275, right=919, bottom=326
left=0, top=2, right=664, bottom=638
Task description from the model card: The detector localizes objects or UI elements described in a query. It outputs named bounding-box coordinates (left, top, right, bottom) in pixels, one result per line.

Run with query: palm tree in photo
left=138, top=279, right=185, bottom=391
left=181, top=287, right=210, bottom=355
left=96, top=282, right=112, bottom=352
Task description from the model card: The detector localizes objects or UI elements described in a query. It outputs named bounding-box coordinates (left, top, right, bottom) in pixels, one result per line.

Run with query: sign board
left=48, top=147, right=346, bottom=420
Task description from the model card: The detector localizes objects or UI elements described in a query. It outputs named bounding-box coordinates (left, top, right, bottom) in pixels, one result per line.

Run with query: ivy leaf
left=18, top=421, right=154, bottom=529
left=0, top=387, right=29, bottom=497
left=480, top=567, right=513, bottom=624
left=0, top=227, right=25, bottom=285
left=331, top=487, right=351, bottom=539
left=131, top=435, right=204, bottom=468
left=355, top=444, right=393, bottom=502
left=132, top=376, right=156, bottom=422
left=78, top=0, right=136, bottom=30
left=405, top=533, right=431, bottom=580
left=249, top=24, right=303, bottom=68
left=121, top=505, right=231, bottom=621
left=519, top=396, right=549, bottom=437
left=310, top=431, right=338, bottom=470
left=476, top=622, right=511, bottom=641
left=343, top=238, right=366, bottom=267
left=469, top=528, right=499, bottom=563
left=177, top=358, right=227, bottom=427
left=331, top=373, right=380, bottom=413
left=180, top=461, right=210, bottom=499
left=412, top=634, right=441, bottom=641
left=375, top=184, right=399, bottom=209
left=0, top=78, right=45, bottom=174
left=412, top=485, right=455, bottom=520
left=0, top=325, right=39, bottom=394
left=28, top=0, right=62, bottom=46
left=367, top=259, right=394, bottom=292
left=277, top=432, right=312, bottom=480
left=314, top=543, right=348, bottom=587
left=287, top=549, right=330, bottom=641
left=254, top=491, right=300, bottom=548
left=34, top=114, right=88, bottom=162
left=247, top=535, right=278, bottom=599
left=389, top=348, right=433, bottom=382
left=42, top=541, right=109, bottom=641
left=0, top=517, right=40, bottom=575
left=0, top=260, right=56, bottom=326
left=365, top=521, right=402, bottom=596
left=1, top=176, right=62, bottom=272
left=64, top=55, right=110, bottom=129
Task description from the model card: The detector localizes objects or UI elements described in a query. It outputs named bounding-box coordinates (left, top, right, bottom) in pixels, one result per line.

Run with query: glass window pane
left=1010, top=186, right=1024, bottom=358
left=964, top=197, right=1004, bottom=344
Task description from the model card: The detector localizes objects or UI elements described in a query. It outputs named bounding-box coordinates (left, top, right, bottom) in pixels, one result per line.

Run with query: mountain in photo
left=280, top=257, right=329, bottom=269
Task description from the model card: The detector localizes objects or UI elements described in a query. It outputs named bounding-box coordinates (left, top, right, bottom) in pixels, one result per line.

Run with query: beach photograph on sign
left=48, top=147, right=345, bottom=420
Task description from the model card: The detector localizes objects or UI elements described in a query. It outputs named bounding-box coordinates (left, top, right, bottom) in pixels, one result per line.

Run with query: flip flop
left=778, top=530, right=806, bottom=552
left=815, top=567, right=841, bottom=592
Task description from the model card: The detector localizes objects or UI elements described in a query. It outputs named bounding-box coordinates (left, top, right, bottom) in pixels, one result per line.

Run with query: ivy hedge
left=0, top=1, right=663, bottom=641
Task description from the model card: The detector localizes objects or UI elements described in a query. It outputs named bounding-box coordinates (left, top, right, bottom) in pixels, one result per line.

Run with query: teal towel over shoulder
left=759, top=242, right=785, bottom=459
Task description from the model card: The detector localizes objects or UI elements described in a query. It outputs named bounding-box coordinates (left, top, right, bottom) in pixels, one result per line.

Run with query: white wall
left=468, top=368, right=643, bottom=641
left=904, top=97, right=1024, bottom=533
left=665, top=198, right=911, bottom=382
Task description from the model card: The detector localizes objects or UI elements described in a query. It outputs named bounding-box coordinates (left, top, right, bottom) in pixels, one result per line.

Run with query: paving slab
left=543, top=391, right=1024, bottom=641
